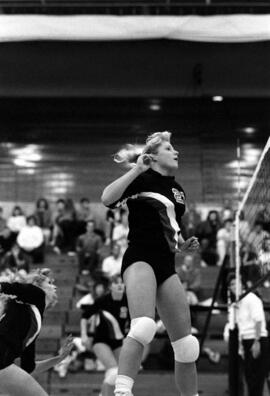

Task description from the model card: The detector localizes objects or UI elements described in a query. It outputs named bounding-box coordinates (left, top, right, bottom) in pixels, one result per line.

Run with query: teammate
left=0, top=268, right=73, bottom=396
left=101, top=131, right=200, bottom=396
left=81, top=274, right=129, bottom=396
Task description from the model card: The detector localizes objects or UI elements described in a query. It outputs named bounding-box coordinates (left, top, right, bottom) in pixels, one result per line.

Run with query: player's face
left=41, top=278, right=58, bottom=308
left=111, top=277, right=125, bottom=294
left=154, top=141, right=179, bottom=170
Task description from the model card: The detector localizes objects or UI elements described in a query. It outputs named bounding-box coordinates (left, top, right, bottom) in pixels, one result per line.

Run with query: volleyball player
left=0, top=269, right=73, bottom=396
left=101, top=131, right=200, bottom=396
left=81, top=274, right=129, bottom=396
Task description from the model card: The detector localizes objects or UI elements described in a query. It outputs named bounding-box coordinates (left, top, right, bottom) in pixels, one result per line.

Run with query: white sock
left=114, top=375, right=134, bottom=394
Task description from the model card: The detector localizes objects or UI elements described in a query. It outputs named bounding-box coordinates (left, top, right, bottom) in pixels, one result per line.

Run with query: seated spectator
left=181, top=202, right=202, bottom=239
left=247, top=220, right=270, bottom=255
left=1, top=243, right=30, bottom=274
left=216, top=218, right=233, bottom=267
left=7, top=205, right=26, bottom=244
left=176, top=253, right=201, bottom=305
left=255, top=203, right=270, bottom=233
left=195, top=210, right=221, bottom=266
left=240, top=242, right=261, bottom=288
left=0, top=226, right=13, bottom=258
left=33, top=197, right=53, bottom=245
left=112, top=209, right=129, bottom=256
left=17, top=215, right=44, bottom=264
left=52, top=198, right=79, bottom=253
left=258, top=236, right=270, bottom=279
left=76, top=219, right=103, bottom=277
left=77, top=197, right=95, bottom=236
left=101, top=242, right=123, bottom=279
left=219, top=198, right=234, bottom=223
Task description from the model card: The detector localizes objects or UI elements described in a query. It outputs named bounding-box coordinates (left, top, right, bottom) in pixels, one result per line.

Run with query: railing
left=0, top=0, right=269, bottom=14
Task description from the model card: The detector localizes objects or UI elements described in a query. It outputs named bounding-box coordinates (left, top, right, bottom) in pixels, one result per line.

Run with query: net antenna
left=235, top=136, right=270, bottom=302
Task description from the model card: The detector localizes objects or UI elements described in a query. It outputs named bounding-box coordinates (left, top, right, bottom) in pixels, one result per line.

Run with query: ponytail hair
left=114, top=131, right=172, bottom=168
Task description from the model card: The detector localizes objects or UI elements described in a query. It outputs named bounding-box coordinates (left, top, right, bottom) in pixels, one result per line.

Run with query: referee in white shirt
left=228, top=275, right=269, bottom=396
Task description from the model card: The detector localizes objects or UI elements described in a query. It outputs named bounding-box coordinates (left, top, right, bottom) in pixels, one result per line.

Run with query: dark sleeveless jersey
left=108, top=168, right=186, bottom=253
left=81, top=292, right=129, bottom=339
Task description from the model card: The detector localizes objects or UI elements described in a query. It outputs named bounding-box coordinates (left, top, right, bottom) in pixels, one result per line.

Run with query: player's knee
left=171, top=334, right=200, bottom=363
left=128, top=316, right=157, bottom=347
left=104, top=367, right=118, bottom=386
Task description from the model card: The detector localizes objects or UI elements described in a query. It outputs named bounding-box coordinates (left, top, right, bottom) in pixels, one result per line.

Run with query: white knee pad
left=171, top=335, right=200, bottom=363
left=128, top=317, right=157, bottom=347
left=104, top=367, right=118, bottom=386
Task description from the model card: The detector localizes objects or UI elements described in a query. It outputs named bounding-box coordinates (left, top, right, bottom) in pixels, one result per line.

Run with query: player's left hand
left=181, top=236, right=200, bottom=252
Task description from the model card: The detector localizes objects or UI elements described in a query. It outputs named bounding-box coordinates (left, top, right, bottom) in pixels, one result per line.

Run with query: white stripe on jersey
left=26, top=304, right=42, bottom=346
left=139, top=192, right=180, bottom=250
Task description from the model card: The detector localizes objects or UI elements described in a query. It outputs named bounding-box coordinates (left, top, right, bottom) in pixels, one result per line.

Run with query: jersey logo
left=172, top=188, right=185, bottom=204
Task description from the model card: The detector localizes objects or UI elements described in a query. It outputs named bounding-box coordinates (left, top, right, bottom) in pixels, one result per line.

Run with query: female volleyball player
left=0, top=269, right=73, bottom=396
left=101, top=131, right=200, bottom=396
left=81, top=274, right=129, bottom=396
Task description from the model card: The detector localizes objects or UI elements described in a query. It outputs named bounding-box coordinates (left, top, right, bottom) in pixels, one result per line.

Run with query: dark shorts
left=0, top=339, right=15, bottom=370
left=121, top=244, right=176, bottom=286
left=93, top=337, right=123, bottom=351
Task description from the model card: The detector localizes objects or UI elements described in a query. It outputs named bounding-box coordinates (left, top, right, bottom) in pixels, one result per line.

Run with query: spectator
left=102, top=242, right=123, bottom=279
left=112, top=210, right=129, bottom=256
left=216, top=218, right=233, bottom=267
left=255, top=203, right=270, bottom=233
left=196, top=210, right=221, bottom=266
left=176, top=253, right=201, bottom=305
left=77, top=197, right=94, bottom=235
left=247, top=221, right=270, bottom=255
left=219, top=198, right=234, bottom=223
left=181, top=203, right=202, bottom=240
left=17, top=215, right=44, bottom=264
left=7, top=205, right=26, bottom=244
left=1, top=243, right=30, bottom=274
left=0, top=227, right=13, bottom=258
left=52, top=198, right=78, bottom=253
left=240, top=242, right=261, bottom=288
left=33, top=198, right=53, bottom=245
left=76, top=219, right=103, bottom=277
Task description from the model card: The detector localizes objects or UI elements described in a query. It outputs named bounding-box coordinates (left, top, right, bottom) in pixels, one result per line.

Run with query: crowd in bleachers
left=0, top=196, right=269, bottom=382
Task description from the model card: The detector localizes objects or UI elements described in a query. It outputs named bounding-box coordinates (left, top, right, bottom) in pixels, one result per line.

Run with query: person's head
left=36, top=198, right=49, bottom=211
left=86, top=219, right=96, bottom=233
left=26, top=215, right=37, bottom=226
left=227, top=274, right=243, bottom=297
left=25, top=268, right=58, bottom=308
left=182, top=254, right=195, bottom=271
left=223, top=218, right=233, bottom=231
left=110, top=274, right=125, bottom=297
left=114, top=131, right=179, bottom=175
left=80, top=197, right=90, bottom=209
left=56, top=199, right=66, bottom=212
left=262, top=237, right=270, bottom=252
left=111, top=242, right=121, bottom=258
left=207, top=210, right=220, bottom=223
left=93, top=281, right=107, bottom=299
left=12, top=205, right=23, bottom=216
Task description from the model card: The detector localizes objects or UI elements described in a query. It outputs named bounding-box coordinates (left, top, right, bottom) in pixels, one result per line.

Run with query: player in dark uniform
left=101, top=131, right=200, bottom=396
left=0, top=269, right=73, bottom=396
left=81, top=274, right=129, bottom=396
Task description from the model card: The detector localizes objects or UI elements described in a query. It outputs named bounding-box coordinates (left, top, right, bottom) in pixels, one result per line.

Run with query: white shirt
left=7, top=215, right=26, bottom=233
left=17, top=225, right=44, bottom=250
left=102, top=255, right=122, bottom=278
left=236, top=292, right=268, bottom=340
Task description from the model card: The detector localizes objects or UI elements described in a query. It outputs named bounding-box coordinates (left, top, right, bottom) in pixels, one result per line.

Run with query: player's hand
left=58, top=334, right=74, bottom=361
left=180, top=236, right=200, bottom=252
left=135, top=154, right=152, bottom=173
left=81, top=335, right=92, bottom=350
left=251, top=339, right=261, bottom=359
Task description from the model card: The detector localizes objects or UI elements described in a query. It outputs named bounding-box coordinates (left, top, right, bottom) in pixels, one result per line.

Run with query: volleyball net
left=235, top=136, right=270, bottom=301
